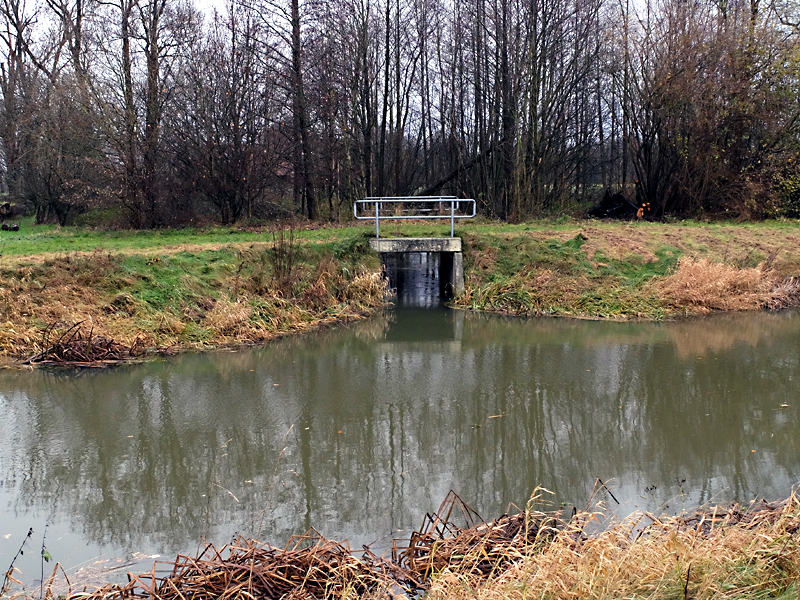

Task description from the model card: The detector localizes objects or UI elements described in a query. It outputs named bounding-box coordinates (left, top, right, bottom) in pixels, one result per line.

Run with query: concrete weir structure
left=369, top=237, right=465, bottom=298
left=354, top=197, right=474, bottom=302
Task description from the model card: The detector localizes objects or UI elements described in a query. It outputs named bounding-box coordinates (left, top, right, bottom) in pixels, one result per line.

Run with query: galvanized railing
left=354, top=196, right=476, bottom=238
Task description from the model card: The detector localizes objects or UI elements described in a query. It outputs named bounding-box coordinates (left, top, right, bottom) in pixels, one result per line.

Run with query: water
left=1, top=308, right=799, bottom=584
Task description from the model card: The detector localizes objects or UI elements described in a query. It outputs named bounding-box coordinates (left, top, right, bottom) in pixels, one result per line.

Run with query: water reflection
left=1, top=309, right=799, bottom=579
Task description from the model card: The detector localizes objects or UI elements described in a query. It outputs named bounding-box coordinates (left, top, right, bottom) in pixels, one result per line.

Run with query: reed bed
left=655, top=257, right=772, bottom=313
left=25, top=491, right=798, bottom=600
left=655, top=256, right=800, bottom=315
left=427, top=494, right=800, bottom=600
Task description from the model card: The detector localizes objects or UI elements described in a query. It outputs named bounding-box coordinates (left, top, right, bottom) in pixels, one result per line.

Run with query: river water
left=1, top=307, right=799, bottom=584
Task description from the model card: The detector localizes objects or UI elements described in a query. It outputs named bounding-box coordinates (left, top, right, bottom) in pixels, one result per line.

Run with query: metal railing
left=354, top=196, right=476, bottom=238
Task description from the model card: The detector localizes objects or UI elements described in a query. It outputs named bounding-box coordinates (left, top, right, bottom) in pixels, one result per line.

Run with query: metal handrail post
left=450, top=199, right=455, bottom=237
left=375, top=200, right=380, bottom=238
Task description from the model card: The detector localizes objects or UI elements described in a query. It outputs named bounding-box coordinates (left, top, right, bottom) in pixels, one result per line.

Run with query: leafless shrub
left=768, top=276, right=800, bottom=310
left=271, top=225, right=297, bottom=295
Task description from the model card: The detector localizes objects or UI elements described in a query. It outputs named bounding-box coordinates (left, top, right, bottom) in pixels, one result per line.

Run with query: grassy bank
left=0, top=225, right=385, bottom=360
left=2, top=218, right=800, bottom=360
left=454, top=220, right=800, bottom=319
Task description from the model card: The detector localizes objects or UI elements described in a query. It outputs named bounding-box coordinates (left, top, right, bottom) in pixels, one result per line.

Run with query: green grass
left=0, top=223, right=261, bottom=256
left=456, top=230, right=682, bottom=318
left=593, top=246, right=681, bottom=285
left=0, top=220, right=388, bottom=270
left=1, top=216, right=798, bottom=258
left=0, top=217, right=595, bottom=258
left=0, top=226, right=385, bottom=356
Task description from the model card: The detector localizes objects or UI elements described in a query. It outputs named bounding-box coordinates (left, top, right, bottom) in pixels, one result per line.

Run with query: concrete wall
left=370, top=238, right=464, bottom=299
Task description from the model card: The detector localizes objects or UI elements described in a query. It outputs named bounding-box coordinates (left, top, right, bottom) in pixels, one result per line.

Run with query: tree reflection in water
left=1, top=309, right=799, bottom=580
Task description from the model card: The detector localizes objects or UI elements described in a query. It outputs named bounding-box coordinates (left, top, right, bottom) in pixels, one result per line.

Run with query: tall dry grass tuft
left=204, top=298, right=253, bottom=336
left=342, top=270, right=386, bottom=307
left=656, top=257, right=771, bottom=313
left=425, top=496, right=800, bottom=600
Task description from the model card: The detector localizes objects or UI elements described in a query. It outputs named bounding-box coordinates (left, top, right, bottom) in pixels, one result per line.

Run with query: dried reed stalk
left=657, top=257, right=769, bottom=312
left=48, top=492, right=800, bottom=600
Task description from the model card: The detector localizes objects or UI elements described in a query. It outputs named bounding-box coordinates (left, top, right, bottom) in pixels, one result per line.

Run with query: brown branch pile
left=394, top=491, right=565, bottom=582
left=768, top=275, right=800, bottom=310
left=19, top=321, right=146, bottom=367
left=65, top=493, right=568, bottom=600
left=70, top=533, right=417, bottom=600
left=55, top=492, right=800, bottom=600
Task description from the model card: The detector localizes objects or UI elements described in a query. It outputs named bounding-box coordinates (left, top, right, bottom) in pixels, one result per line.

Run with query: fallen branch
left=18, top=322, right=146, bottom=366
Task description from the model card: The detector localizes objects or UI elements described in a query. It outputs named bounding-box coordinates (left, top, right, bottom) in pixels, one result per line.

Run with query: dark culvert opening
left=381, top=251, right=456, bottom=308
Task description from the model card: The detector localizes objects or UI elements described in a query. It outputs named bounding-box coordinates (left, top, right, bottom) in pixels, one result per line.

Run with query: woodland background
left=1, top=0, right=799, bottom=227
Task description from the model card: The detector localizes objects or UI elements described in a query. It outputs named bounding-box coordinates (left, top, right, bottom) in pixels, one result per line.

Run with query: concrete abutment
left=369, top=237, right=464, bottom=298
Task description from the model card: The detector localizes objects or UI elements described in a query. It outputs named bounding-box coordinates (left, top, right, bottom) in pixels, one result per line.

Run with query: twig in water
left=586, top=478, right=620, bottom=509
left=597, top=477, right=620, bottom=505
left=2, top=527, right=33, bottom=595
left=213, top=483, right=240, bottom=503
left=40, top=523, right=52, bottom=599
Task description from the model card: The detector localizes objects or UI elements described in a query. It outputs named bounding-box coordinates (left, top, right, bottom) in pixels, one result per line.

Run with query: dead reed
left=27, top=491, right=799, bottom=600
left=655, top=257, right=771, bottom=312
left=654, top=256, right=800, bottom=315
left=427, top=494, right=800, bottom=600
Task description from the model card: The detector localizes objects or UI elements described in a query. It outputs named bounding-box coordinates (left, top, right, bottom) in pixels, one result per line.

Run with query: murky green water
left=1, top=308, right=799, bottom=582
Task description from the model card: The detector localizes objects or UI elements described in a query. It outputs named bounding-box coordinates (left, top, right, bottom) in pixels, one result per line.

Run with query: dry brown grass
left=197, top=266, right=386, bottom=346
left=195, top=269, right=386, bottom=347
left=656, top=257, right=771, bottom=313
left=204, top=298, right=253, bottom=336
left=342, top=270, right=387, bottom=305
left=426, top=496, right=800, bottom=600
left=0, top=270, right=131, bottom=357
left=0, top=247, right=387, bottom=361
left=655, top=257, right=800, bottom=314
left=469, top=245, right=499, bottom=272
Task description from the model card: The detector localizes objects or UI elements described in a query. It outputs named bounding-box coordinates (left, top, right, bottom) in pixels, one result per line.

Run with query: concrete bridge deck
left=369, top=237, right=461, bottom=253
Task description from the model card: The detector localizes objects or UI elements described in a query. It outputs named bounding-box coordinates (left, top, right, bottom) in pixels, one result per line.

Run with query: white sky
left=193, top=0, right=231, bottom=19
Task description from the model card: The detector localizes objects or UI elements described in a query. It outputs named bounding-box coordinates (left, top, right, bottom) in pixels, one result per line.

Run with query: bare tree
left=168, top=3, right=286, bottom=222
